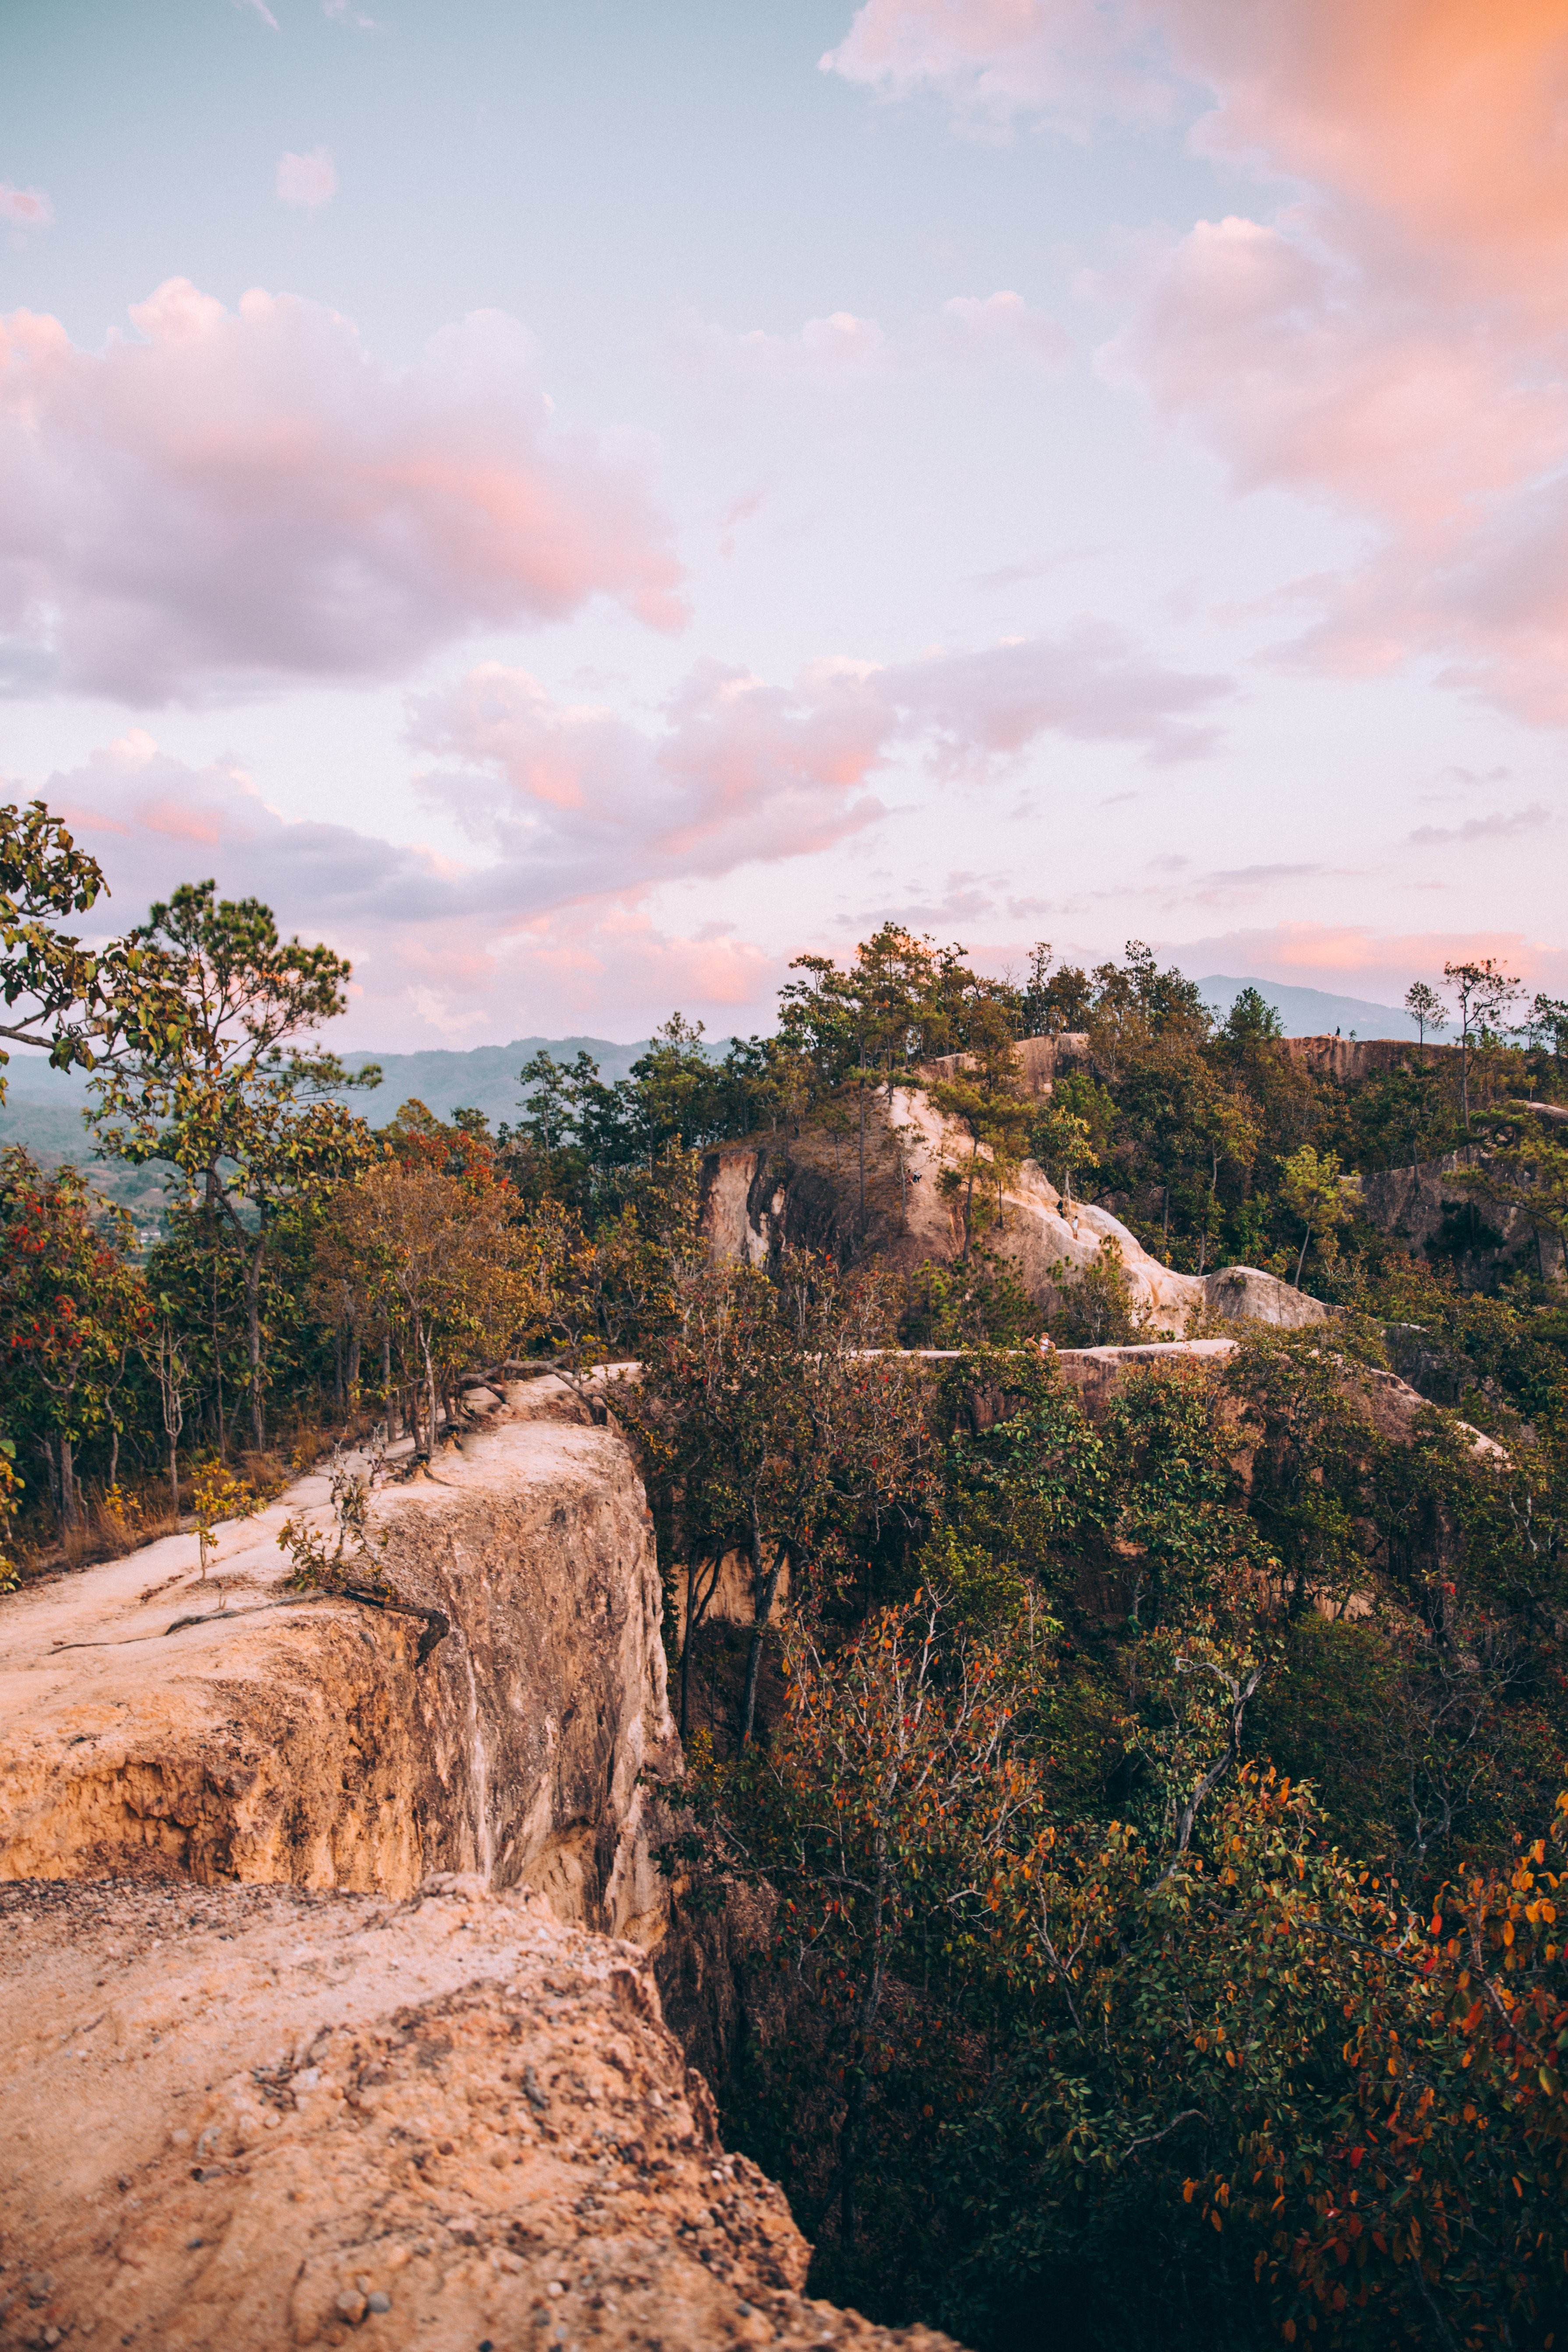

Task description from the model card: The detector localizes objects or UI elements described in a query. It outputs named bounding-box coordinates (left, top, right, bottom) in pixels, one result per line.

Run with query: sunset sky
left=3, top=0, right=1566, bottom=1047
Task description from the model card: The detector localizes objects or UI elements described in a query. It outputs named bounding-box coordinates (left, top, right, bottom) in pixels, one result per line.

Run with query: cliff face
left=0, top=1383, right=966, bottom=2352
left=0, top=1874, right=957, bottom=2352
left=0, top=1379, right=676, bottom=1942
left=1361, top=1151, right=1564, bottom=1285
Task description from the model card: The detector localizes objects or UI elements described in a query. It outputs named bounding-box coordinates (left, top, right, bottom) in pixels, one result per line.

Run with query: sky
left=2, top=0, right=1566, bottom=1049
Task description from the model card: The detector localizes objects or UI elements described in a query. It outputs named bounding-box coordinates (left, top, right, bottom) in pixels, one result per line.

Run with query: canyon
left=0, top=1377, right=960, bottom=2352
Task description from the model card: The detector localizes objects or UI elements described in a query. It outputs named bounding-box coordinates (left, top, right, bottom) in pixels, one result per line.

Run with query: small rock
left=366, top=2292, right=392, bottom=2314
left=336, top=2288, right=367, bottom=2322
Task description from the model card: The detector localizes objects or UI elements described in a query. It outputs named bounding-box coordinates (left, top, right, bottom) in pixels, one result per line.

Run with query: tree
left=89, top=883, right=379, bottom=1452
left=327, top=1162, right=549, bottom=1452
left=616, top=1251, right=934, bottom=1744
left=1405, top=979, right=1447, bottom=1045
left=1526, top=992, right=1568, bottom=1069
left=0, top=1147, right=150, bottom=1533
left=927, top=993, right=1035, bottom=1252
left=0, top=799, right=183, bottom=1104
left=1220, top=985, right=1283, bottom=1053
left=1279, top=1143, right=1351, bottom=1287
left=1444, top=958, right=1523, bottom=1130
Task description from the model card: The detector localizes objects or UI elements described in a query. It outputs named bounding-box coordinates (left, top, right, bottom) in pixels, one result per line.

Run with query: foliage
left=0, top=1146, right=150, bottom=1533
left=612, top=1250, right=936, bottom=1740
left=278, top=1442, right=389, bottom=1593
left=0, top=1440, right=21, bottom=1592
left=322, top=1159, right=549, bottom=1451
left=89, top=880, right=380, bottom=1449
left=190, top=1459, right=258, bottom=1582
left=0, top=797, right=184, bottom=1102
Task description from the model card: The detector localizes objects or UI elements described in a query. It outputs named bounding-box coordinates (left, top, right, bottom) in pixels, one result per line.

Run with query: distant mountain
left=0, top=985, right=1429, bottom=1179
left=1196, top=976, right=1425, bottom=1041
left=332, top=1036, right=653, bottom=1129
left=0, top=1035, right=659, bottom=1172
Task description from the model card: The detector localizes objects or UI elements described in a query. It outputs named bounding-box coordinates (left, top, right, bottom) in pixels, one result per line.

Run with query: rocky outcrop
left=702, top=1080, right=1332, bottom=1336
left=920, top=1032, right=1089, bottom=1098
left=1281, top=1036, right=1451, bottom=1084
left=0, top=1873, right=958, bottom=2352
left=0, top=1384, right=969, bottom=2352
left=0, top=1379, right=676, bottom=1941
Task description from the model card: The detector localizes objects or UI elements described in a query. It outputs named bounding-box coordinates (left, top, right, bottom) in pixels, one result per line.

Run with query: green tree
left=1405, top=978, right=1447, bottom=1045
left=1444, top=957, right=1523, bottom=1130
left=89, top=882, right=379, bottom=1452
left=616, top=1251, right=934, bottom=1744
left=1279, top=1143, right=1352, bottom=1286
left=1, top=798, right=183, bottom=1103
left=0, top=1146, right=150, bottom=1533
left=927, top=992, right=1035, bottom=1252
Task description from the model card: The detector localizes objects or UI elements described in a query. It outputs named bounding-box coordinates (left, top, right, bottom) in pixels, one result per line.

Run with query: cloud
left=826, top=0, right=1568, bottom=722
left=821, top=0, right=1176, bottom=134
left=40, top=735, right=788, bottom=1045
left=26, top=612, right=1227, bottom=1043
left=276, top=147, right=338, bottom=209
left=0, top=280, right=686, bottom=704
left=1406, top=803, right=1551, bottom=848
left=1162, top=919, right=1568, bottom=1008
left=0, top=184, right=53, bottom=231
left=411, top=627, right=1228, bottom=903
left=677, top=289, right=1071, bottom=395
left=234, top=0, right=280, bottom=26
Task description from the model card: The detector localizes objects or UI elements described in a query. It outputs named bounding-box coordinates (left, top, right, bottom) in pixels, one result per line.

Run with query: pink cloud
left=276, top=148, right=338, bottom=209
left=0, top=184, right=53, bottom=231
left=827, top=0, right=1568, bottom=723
left=39, top=738, right=788, bottom=1045
left=411, top=628, right=1227, bottom=901
left=928, top=290, right=1073, bottom=369
left=821, top=0, right=1175, bottom=134
left=1164, top=920, right=1568, bottom=1010
left=0, top=280, right=686, bottom=704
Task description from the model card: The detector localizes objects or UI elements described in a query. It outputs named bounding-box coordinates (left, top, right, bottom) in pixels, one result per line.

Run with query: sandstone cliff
left=701, top=1076, right=1331, bottom=1335
left=0, top=1379, right=675, bottom=1939
left=0, top=1381, right=966, bottom=2352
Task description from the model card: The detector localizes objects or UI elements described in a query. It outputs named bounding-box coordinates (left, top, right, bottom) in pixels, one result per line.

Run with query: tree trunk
left=1294, top=1225, right=1311, bottom=1287
left=243, top=1235, right=266, bottom=1453
left=109, top=1427, right=120, bottom=1491
left=739, top=1512, right=786, bottom=1746
left=347, top=1321, right=362, bottom=1406
left=60, top=1435, right=77, bottom=1534
left=209, top=1205, right=227, bottom=1463
left=421, top=1329, right=439, bottom=1453
left=169, top=1426, right=180, bottom=1517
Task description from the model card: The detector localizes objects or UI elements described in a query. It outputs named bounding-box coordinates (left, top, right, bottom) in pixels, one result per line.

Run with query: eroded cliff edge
left=0, top=1381, right=963, bottom=2352
left=0, top=1380, right=674, bottom=1938
left=0, top=1875, right=956, bottom=2352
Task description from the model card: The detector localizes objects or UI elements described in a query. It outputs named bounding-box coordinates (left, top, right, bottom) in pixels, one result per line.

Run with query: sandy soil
left=0, top=1874, right=962, bottom=2352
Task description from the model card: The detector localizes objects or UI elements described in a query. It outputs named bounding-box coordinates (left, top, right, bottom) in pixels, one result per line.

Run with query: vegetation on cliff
left=4, top=796, right=1568, bottom=2348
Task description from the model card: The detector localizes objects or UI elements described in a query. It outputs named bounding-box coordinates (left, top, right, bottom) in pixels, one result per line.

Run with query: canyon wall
left=0, top=1380, right=961, bottom=2352
left=0, top=1378, right=676, bottom=1941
